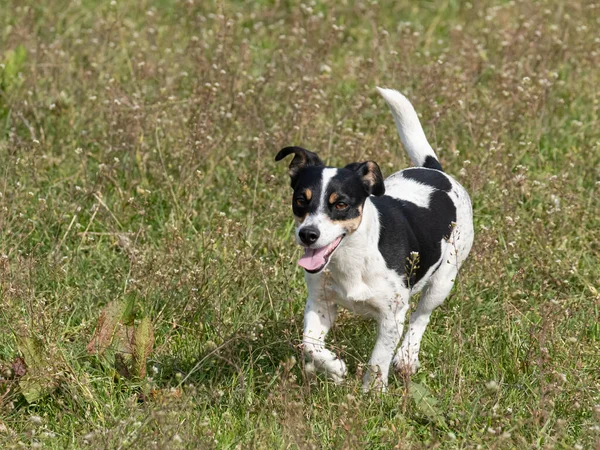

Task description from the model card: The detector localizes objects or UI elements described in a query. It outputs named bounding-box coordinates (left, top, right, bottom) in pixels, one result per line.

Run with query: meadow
left=0, top=0, right=599, bottom=448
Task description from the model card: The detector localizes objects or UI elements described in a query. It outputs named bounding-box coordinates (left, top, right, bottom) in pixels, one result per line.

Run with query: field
left=1, top=0, right=599, bottom=448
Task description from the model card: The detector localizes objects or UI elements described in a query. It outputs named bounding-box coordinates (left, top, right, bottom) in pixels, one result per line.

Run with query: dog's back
left=376, top=88, right=474, bottom=292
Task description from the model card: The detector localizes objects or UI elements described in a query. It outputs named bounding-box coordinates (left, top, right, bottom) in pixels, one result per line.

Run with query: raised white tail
left=376, top=87, right=442, bottom=171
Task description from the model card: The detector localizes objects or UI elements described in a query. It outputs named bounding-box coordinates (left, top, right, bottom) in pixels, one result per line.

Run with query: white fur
left=377, top=87, right=437, bottom=167
left=385, top=173, right=435, bottom=209
left=299, top=89, right=474, bottom=391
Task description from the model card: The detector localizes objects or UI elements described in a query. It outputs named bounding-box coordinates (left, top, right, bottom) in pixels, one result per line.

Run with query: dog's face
left=276, top=147, right=385, bottom=273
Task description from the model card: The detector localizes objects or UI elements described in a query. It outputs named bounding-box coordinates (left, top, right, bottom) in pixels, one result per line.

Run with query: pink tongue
left=298, top=236, right=342, bottom=271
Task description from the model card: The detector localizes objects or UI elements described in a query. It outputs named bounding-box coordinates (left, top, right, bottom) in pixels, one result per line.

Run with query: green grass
left=1, top=0, right=599, bottom=448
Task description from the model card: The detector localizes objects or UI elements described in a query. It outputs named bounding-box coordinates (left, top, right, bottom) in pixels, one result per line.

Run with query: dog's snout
left=299, top=226, right=320, bottom=245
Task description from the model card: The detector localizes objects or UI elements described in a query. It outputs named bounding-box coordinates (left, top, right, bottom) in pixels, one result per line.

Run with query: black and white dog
left=276, top=88, right=474, bottom=390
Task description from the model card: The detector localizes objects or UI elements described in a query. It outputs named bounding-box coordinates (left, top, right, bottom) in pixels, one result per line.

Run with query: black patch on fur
left=423, top=155, right=443, bottom=171
left=343, top=161, right=385, bottom=196
left=291, top=167, right=373, bottom=223
left=402, top=167, right=452, bottom=192
left=371, top=192, right=456, bottom=287
left=325, top=169, right=370, bottom=221
left=291, top=167, right=324, bottom=217
left=275, top=146, right=324, bottom=187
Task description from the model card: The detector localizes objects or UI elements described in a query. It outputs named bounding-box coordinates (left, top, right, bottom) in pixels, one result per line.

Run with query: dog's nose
left=299, top=227, right=320, bottom=245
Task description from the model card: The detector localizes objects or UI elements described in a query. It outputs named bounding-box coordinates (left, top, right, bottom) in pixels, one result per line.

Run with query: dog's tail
left=376, top=87, right=443, bottom=171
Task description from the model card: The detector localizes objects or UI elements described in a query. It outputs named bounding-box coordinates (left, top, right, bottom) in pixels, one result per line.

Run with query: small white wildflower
left=30, top=415, right=43, bottom=424
left=485, top=380, right=499, bottom=391
left=319, top=64, right=331, bottom=73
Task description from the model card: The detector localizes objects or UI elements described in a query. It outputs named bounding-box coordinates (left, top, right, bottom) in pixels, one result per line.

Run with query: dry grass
left=0, top=0, right=599, bottom=448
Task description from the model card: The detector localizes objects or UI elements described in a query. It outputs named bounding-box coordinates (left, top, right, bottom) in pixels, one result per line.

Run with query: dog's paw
left=361, top=363, right=389, bottom=392
left=361, top=373, right=388, bottom=393
left=325, top=358, right=347, bottom=384
left=304, top=357, right=347, bottom=384
left=304, top=360, right=317, bottom=375
left=392, top=352, right=420, bottom=376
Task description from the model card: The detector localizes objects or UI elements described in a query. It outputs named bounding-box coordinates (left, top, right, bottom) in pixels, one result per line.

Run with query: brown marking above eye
left=329, top=192, right=339, bottom=204
left=305, top=189, right=312, bottom=201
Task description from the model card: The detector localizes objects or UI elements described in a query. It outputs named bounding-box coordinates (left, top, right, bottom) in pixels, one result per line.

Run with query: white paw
left=325, top=357, right=347, bottom=384
left=393, top=351, right=420, bottom=375
left=304, top=356, right=347, bottom=384
left=304, top=361, right=316, bottom=375
left=362, top=371, right=388, bottom=393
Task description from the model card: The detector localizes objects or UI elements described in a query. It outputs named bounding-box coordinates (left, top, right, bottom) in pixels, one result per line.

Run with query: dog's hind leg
left=394, top=262, right=458, bottom=375
left=302, top=296, right=347, bottom=384
left=363, top=298, right=409, bottom=391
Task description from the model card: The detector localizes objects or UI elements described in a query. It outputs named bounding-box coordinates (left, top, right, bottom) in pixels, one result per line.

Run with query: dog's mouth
left=298, top=235, right=344, bottom=273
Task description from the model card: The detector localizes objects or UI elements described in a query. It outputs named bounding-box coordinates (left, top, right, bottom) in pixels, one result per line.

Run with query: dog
left=275, top=88, right=474, bottom=390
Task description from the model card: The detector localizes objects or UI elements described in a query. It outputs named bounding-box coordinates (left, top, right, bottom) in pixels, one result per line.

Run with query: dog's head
left=275, top=146, right=385, bottom=273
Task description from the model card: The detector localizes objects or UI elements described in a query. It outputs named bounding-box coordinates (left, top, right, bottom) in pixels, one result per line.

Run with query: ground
left=0, top=0, right=599, bottom=448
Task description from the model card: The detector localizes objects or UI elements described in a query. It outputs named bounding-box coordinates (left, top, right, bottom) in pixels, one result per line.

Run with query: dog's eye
left=295, top=197, right=307, bottom=207
left=335, top=202, right=348, bottom=210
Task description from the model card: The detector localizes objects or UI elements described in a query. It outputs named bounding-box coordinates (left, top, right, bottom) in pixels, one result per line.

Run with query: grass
left=0, top=0, right=599, bottom=448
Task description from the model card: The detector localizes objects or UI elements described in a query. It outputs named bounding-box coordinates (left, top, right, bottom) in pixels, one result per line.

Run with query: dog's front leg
left=363, top=300, right=409, bottom=391
left=302, top=296, right=347, bottom=384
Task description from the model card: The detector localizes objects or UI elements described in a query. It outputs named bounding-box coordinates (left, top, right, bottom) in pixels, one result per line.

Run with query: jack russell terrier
left=275, top=88, right=474, bottom=390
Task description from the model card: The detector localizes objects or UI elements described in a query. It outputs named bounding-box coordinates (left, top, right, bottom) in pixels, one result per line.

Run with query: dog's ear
left=345, top=161, right=385, bottom=196
left=275, top=146, right=324, bottom=186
